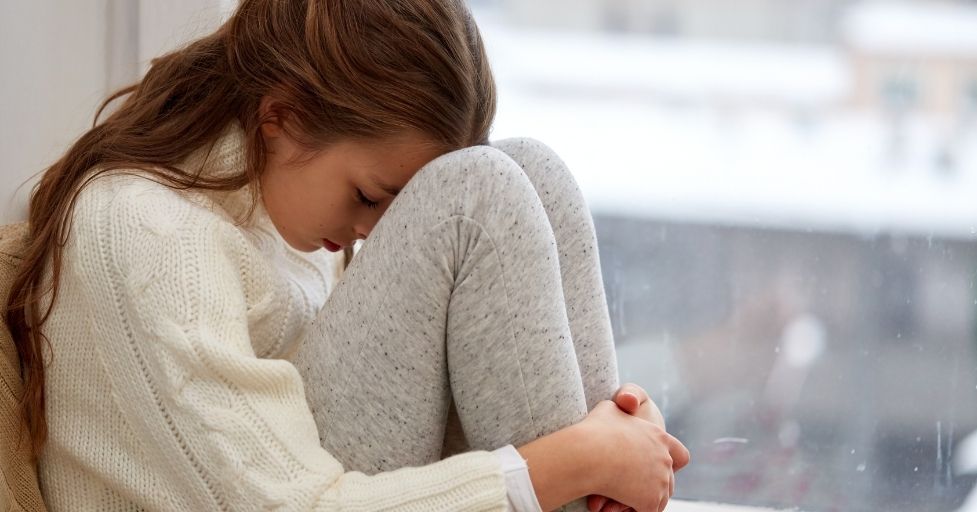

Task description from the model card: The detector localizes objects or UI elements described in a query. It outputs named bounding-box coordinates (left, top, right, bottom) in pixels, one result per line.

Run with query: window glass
left=966, top=80, right=977, bottom=111
left=478, top=1, right=977, bottom=510
left=881, top=73, right=919, bottom=112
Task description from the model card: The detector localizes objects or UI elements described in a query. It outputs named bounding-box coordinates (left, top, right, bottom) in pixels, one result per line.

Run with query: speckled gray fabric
left=292, top=138, right=619, bottom=511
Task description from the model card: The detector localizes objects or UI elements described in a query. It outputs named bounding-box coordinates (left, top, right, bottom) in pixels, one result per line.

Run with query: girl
left=6, top=0, right=689, bottom=511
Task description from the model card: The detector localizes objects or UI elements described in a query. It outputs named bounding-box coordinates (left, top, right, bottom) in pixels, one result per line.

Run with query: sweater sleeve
left=69, top=175, right=510, bottom=511
left=493, top=445, right=543, bottom=512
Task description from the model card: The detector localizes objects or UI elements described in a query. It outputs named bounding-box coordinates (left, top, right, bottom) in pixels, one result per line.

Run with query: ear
left=258, top=95, right=284, bottom=139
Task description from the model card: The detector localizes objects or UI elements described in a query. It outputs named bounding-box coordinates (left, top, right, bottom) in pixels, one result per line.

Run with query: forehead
left=341, top=133, right=446, bottom=186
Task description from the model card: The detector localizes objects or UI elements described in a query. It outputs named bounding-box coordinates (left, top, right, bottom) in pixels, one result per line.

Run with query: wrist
left=564, top=420, right=607, bottom=497
left=515, top=423, right=600, bottom=511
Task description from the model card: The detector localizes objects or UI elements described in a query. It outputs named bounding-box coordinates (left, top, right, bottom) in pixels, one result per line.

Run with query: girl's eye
left=356, top=188, right=379, bottom=209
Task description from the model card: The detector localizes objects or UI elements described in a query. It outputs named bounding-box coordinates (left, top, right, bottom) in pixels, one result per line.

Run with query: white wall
left=0, top=0, right=228, bottom=224
left=138, top=0, right=231, bottom=74
left=0, top=1, right=109, bottom=223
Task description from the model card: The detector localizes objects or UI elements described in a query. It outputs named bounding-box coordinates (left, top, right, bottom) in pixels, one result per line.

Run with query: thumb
left=613, top=392, right=641, bottom=414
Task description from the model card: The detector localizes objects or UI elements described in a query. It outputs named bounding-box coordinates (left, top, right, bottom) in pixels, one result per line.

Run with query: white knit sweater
left=36, top=123, right=514, bottom=511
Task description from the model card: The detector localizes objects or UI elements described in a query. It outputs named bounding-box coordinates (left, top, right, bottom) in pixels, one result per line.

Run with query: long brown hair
left=6, top=0, right=496, bottom=459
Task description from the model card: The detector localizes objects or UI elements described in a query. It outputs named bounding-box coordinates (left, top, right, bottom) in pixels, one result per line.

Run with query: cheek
left=309, top=191, right=353, bottom=231
left=312, top=203, right=338, bottom=230
left=356, top=206, right=388, bottom=236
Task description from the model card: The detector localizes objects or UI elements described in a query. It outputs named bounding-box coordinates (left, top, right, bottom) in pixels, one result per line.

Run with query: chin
left=299, top=241, right=322, bottom=253
left=282, top=235, right=319, bottom=253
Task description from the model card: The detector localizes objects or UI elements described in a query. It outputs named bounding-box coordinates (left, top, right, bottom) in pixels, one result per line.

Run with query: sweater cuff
left=492, top=444, right=543, bottom=512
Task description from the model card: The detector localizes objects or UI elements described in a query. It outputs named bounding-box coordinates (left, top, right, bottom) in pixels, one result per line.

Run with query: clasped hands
left=586, top=383, right=690, bottom=512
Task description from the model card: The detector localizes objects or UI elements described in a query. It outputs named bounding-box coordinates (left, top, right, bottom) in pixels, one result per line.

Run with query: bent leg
left=441, top=137, right=621, bottom=465
left=293, top=143, right=612, bottom=511
left=491, top=137, right=619, bottom=411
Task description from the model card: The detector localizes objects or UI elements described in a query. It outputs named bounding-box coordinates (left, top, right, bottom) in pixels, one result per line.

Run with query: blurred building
left=842, top=2, right=977, bottom=119
left=498, top=0, right=858, bottom=42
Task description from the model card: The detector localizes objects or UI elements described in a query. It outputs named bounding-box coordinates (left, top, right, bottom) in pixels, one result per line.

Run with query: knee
left=491, top=136, right=559, bottom=167
left=491, top=137, right=585, bottom=206
left=492, top=137, right=579, bottom=187
left=412, top=144, right=538, bottom=203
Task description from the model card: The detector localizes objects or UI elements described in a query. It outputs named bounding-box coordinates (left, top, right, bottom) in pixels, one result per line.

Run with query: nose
left=353, top=224, right=370, bottom=241
left=353, top=215, right=378, bottom=242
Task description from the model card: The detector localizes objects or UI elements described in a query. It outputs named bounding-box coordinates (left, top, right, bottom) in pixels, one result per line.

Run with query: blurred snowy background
left=3, top=1, right=977, bottom=511
left=476, top=1, right=977, bottom=511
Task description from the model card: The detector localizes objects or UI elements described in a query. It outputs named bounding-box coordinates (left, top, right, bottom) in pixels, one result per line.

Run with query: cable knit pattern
left=36, top=122, right=510, bottom=511
left=0, top=223, right=47, bottom=512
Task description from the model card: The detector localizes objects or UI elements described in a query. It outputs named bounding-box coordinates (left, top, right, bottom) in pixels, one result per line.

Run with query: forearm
left=516, top=424, right=597, bottom=511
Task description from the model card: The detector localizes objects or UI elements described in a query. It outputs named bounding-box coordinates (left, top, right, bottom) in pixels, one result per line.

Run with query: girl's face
left=259, top=122, right=445, bottom=253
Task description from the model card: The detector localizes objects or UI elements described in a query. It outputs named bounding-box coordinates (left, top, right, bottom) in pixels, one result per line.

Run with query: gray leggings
left=291, top=138, right=619, bottom=510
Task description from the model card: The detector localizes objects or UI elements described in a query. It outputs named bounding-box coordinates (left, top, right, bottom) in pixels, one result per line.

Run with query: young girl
left=7, top=1, right=689, bottom=511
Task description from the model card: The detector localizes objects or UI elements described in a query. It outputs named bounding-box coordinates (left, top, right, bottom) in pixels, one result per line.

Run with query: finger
left=613, top=383, right=650, bottom=406
left=613, top=392, right=641, bottom=414
left=667, top=435, right=691, bottom=471
left=588, top=495, right=608, bottom=512
left=669, top=470, right=675, bottom=497
left=658, top=495, right=670, bottom=512
left=637, top=401, right=666, bottom=429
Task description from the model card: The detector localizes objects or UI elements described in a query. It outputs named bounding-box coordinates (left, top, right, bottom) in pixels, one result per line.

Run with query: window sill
left=670, top=500, right=791, bottom=512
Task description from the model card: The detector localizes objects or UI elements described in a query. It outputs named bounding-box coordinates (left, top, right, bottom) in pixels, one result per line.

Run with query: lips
left=322, top=238, right=342, bottom=252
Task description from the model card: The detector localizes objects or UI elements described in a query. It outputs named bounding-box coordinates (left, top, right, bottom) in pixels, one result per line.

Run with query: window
left=881, top=73, right=919, bottom=113
left=481, top=1, right=977, bottom=511
left=966, top=79, right=977, bottom=112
